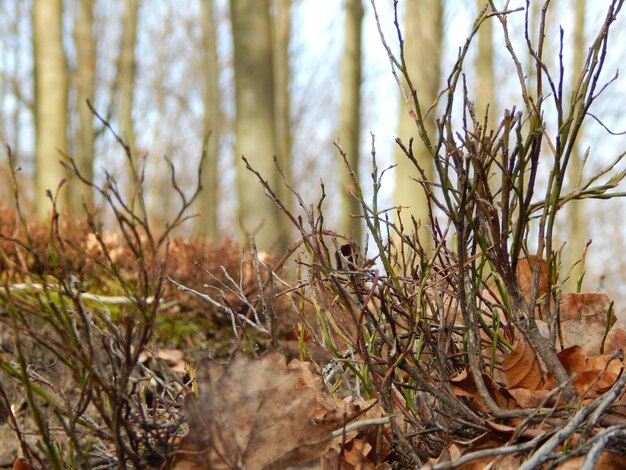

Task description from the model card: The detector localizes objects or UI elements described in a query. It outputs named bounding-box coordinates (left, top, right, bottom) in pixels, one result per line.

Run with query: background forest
left=2, top=0, right=626, bottom=468
left=2, top=0, right=626, bottom=310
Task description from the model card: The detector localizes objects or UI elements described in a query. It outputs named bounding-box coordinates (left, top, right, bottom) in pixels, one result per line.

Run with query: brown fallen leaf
left=321, top=414, right=393, bottom=470
left=450, top=366, right=518, bottom=412
left=477, top=256, right=550, bottom=324
left=484, top=420, right=545, bottom=440
left=557, top=346, right=588, bottom=377
left=507, top=387, right=552, bottom=409
left=487, top=454, right=523, bottom=469
left=555, top=451, right=626, bottom=469
left=516, top=256, right=552, bottom=319
left=12, top=459, right=33, bottom=470
left=558, top=293, right=615, bottom=355
left=423, top=443, right=462, bottom=468
left=502, top=336, right=544, bottom=390
left=602, top=326, right=626, bottom=355
left=585, top=353, right=622, bottom=393
left=423, top=443, right=521, bottom=470
left=343, top=438, right=373, bottom=467
left=321, top=446, right=391, bottom=470
left=516, top=256, right=550, bottom=298
left=176, top=351, right=362, bottom=470
left=552, top=346, right=624, bottom=399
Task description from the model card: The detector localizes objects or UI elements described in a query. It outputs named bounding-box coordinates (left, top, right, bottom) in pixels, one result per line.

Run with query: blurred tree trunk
left=148, top=8, right=173, bottom=231
left=0, top=3, right=5, bottom=199
left=4, top=2, right=29, bottom=203
left=33, top=0, right=69, bottom=218
left=339, top=0, right=363, bottom=243
left=72, top=0, right=96, bottom=211
left=10, top=1, right=28, bottom=166
left=0, top=62, right=4, bottom=201
left=200, top=0, right=221, bottom=243
left=116, top=0, right=139, bottom=188
left=272, top=0, right=292, bottom=214
left=567, top=0, right=588, bottom=290
left=475, top=1, right=494, bottom=129
left=526, top=0, right=541, bottom=95
left=394, top=0, right=443, bottom=250
left=230, top=0, right=286, bottom=252
left=475, top=1, right=497, bottom=197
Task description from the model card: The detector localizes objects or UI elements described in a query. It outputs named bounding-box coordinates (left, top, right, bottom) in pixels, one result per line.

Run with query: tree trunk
left=116, top=0, right=139, bottom=189
left=200, top=0, right=221, bottom=243
left=230, top=0, right=285, bottom=252
left=147, top=6, right=173, bottom=231
left=567, top=0, right=588, bottom=291
left=475, top=1, right=495, bottom=130
left=339, top=0, right=364, bottom=243
left=394, top=0, right=443, bottom=250
left=526, top=0, right=541, bottom=96
left=33, top=0, right=69, bottom=218
left=73, top=0, right=96, bottom=211
left=272, top=0, right=293, bottom=214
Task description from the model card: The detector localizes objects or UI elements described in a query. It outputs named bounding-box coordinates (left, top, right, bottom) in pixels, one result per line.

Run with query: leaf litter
left=175, top=351, right=387, bottom=469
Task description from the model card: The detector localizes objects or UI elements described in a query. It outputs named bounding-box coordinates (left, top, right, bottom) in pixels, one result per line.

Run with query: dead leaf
left=555, top=346, right=623, bottom=399
left=484, top=420, right=545, bottom=440
left=318, top=395, right=392, bottom=469
left=12, top=459, right=33, bottom=470
left=516, top=256, right=551, bottom=317
left=603, top=326, right=626, bottom=355
left=488, top=454, right=523, bottom=469
left=423, top=443, right=512, bottom=470
left=423, top=443, right=462, bottom=468
left=343, top=438, right=374, bottom=468
left=557, top=346, right=588, bottom=376
left=507, top=387, right=552, bottom=409
left=502, top=336, right=544, bottom=390
left=450, top=366, right=518, bottom=412
left=176, top=351, right=361, bottom=470
left=558, top=293, right=615, bottom=355
left=555, top=451, right=626, bottom=469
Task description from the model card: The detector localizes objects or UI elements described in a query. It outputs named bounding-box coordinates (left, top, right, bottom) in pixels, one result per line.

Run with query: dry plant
left=2, top=0, right=626, bottom=468
left=0, top=103, right=205, bottom=469
left=175, top=1, right=626, bottom=468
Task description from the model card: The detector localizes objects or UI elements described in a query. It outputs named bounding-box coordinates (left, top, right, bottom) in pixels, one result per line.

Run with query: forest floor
left=3, top=207, right=626, bottom=469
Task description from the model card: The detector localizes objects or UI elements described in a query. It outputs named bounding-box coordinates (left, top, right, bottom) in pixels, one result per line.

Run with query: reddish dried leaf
left=321, top=440, right=380, bottom=470
left=484, top=374, right=520, bottom=410
left=586, top=353, right=623, bottom=377
left=485, top=419, right=545, bottom=440
left=450, top=366, right=518, bottom=411
left=423, top=443, right=520, bottom=470
left=12, top=459, right=33, bottom=470
left=176, top=351, right=361, bottom=470
left=484, top=421, right=517, bottom=435
left=603, top=327, right=626, bottom=355
left=516, top=256, right=552, bottom=320
left=424, top=444, right=462, bottom=468
left=557, top=346, right=588, bottom=376
left=323, top=398, right=393, bottom=469
left=488, top=454, right=523, bottom=469
left=502, top=337, right=544, bottom=390
left=450, top=366, right=475, bottom=398
left=556, top=451, right=626, bottom=469
left=516, top=256, right=550, bottom=300
left=508, top=387, right=552, bottom=409
left=343, top=438, right=374, bottom=467
left=580, top=366, right=620, bottom=396
left=557, top=346, right=623, bottom=398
